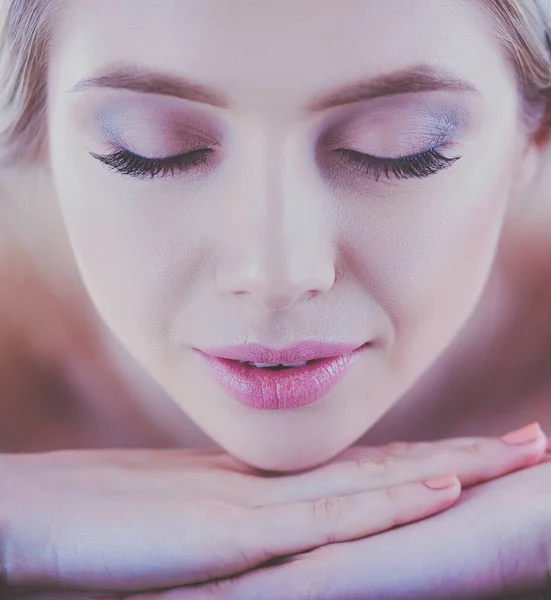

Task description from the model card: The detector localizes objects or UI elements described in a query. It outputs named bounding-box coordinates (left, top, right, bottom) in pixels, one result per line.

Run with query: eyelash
left=335, top=148, right=460, bottom=180
left=90, top=146, right=460, bottom=181
left=89, top=148, right=214, bottom=180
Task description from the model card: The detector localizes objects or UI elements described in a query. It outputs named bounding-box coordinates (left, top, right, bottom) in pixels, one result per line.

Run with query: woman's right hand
left=0, top=423, right=546, bottom=599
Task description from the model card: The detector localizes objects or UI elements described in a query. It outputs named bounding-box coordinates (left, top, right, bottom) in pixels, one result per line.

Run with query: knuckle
left=354, top=455, right=394, bottom=476
left=384, top=484, right=402, bottom=502
left=463, top=442, right=483, bottom=458
left=381, top=441, right=416, bottom=456
left=312, top=495, right=346, bottom=526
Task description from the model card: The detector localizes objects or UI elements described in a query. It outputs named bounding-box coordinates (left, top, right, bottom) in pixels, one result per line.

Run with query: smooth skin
left=182, top=455, right=551, bottom=600
left=6, top=0, right=550, bottom=598
left=47, top=0, right=540, bottom=472
left=2, top=425, right=547, bottom=598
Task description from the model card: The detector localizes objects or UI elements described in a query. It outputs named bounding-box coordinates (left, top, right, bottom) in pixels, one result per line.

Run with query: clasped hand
left=2, top=423, right=548, bottom=600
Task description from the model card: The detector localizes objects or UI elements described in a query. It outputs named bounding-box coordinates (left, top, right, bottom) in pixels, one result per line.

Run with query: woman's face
left=47, top=0, right=538, bottom=471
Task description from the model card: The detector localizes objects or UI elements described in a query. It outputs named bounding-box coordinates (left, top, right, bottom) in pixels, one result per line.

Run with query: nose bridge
left=215, top=122, right=335, bottom=309
left=263, top=125, right=308, bottom=283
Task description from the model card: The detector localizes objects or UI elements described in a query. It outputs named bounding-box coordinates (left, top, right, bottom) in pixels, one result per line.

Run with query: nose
left=217, top=241, right=336, bottom=311
left=214, top=140, right=336, bottom=312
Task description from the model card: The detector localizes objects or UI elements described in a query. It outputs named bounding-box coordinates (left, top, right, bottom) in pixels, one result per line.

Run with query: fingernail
left=501, top=422, right=542, bottom=445
left=423, top=473, right=457, bottom=490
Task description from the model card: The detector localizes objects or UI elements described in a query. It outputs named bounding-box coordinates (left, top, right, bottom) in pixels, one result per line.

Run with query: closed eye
left=90, top=144, right=460, bottom=182
left=335, top=147, right=460, bottom=180
left=89, top=147, right=215, bottom=179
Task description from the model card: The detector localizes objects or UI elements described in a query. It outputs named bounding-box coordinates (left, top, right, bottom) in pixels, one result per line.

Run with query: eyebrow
left=69, top=64, right=480, bottom=112
left=70, top=67, right=229, bottom=108
left=307, top=66, right=480, bottom=111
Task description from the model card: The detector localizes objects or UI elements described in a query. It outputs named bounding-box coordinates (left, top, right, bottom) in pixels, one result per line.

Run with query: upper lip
left=199, top=341, right=366, bottom=364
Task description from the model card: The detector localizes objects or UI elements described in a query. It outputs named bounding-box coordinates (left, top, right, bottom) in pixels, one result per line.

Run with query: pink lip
left=198, top=342, right=366, bottom=410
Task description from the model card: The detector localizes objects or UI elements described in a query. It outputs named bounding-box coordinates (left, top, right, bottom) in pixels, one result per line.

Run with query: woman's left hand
left=171, top=453, right=551, bottom=600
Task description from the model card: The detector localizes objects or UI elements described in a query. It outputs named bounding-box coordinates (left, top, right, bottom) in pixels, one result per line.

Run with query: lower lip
left=201, top=349, right=363, bottom=410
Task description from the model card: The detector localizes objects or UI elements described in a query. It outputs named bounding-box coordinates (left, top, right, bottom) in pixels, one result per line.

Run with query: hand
left=174, top=445, right=551, bottom=600
left=0, top=442, right=463, bottom=599
left=76, top=423, right=548, bottom=600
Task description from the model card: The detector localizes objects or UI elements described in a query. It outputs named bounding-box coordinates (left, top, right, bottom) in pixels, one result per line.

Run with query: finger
left=351, top=425, right=547, bottom=489
left=130, top=475, right=458, bottom=600
left=328, top=436, right=495, bottom=462
left=195, top=477, right=551, bottom=600
left=245, top=473, right=459, bottom=560
left=329, top=423, right=547, bottom=462
left=90, top=476, right=461, bottom=600
left=151, top=559, right=325, bottom=600
left=260, top=423, right=546, bottom=504
left=28, top=475, right=457, bottom=597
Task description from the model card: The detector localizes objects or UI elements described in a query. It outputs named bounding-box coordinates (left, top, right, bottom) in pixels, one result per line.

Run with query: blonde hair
left=0, top=0, right=550, bottom=166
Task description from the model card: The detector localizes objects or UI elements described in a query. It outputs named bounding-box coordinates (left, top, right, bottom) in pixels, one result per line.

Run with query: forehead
left=50, top=0, right=509, bottom=113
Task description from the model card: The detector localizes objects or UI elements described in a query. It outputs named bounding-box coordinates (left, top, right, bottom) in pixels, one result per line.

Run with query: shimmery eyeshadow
left=74, top=92, right=223, bottom=157
left=319, top=91, right=473, bottom=158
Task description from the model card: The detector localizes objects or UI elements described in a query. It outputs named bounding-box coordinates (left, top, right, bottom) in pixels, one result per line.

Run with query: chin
left=212, top=422, right=360, bottom=474
left=169, top=356, right=389, bottom=473
left=231, top=446, right=339, bottom=474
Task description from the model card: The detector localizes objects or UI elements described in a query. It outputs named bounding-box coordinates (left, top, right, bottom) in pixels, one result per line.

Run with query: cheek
left=48, top=94, right=200, bottom=358
left=343, top=167, right=512, bottom=378
left=49, top=146, right=211, bottom=357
